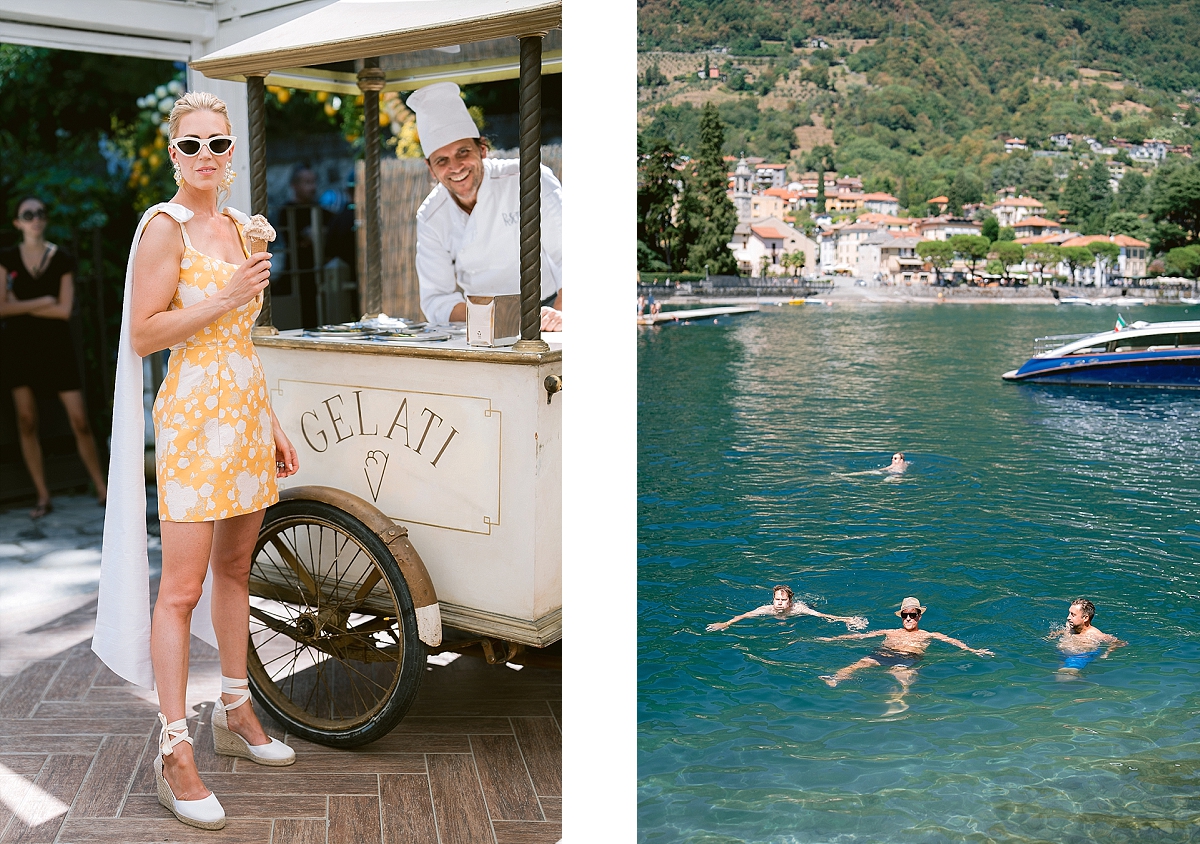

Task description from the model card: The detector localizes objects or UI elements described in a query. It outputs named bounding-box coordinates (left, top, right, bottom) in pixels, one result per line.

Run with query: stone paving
left=0, top=492, right=562, bottom=843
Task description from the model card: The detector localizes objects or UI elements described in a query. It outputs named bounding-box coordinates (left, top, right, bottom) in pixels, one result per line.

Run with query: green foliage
left=1024, top=243, right=1062, bottom=281
left=1060, top=246, right=1096, bottom=283
left=685, top=104, right=739, bottom=274
left=997, top=227, right=1016, bottom=242
left=993, top=241, right=1025, bottom=280
left=916, top=240, right=955, bottom=284
left=1164, top=245, right=1200, bottom=278
left=639, top=1, right=1200, bottom=242
left=643, top=98, right=801, bottom=163
left=949, top=234, right=991, bottom=281
left=1115, top=168, right=1149, bottom=214
left=637, top=138, right=682, bottom=271
left=1104, top=210, right=1154, bottom=243
left=947, top=169, right=982, bottom=215
left=1149, top=161, right=1200, bottom=246
left=644, top=63, right=669, bottom=88
left=981, top=215, right=999, bottom=243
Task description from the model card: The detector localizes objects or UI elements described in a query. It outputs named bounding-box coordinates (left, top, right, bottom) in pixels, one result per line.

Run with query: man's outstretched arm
left=1100, top=633, right=1127, bottom=658
left=931, top=631, right=993, bottom=657
left=816, top=630, right=886, bottom=642
left=706, top=607, right=768, bottom=632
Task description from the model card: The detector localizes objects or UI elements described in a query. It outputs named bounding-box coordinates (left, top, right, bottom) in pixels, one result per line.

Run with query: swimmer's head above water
left=887, top=452, right=909, bottom=473
left=1068, top=598, right=1096, bottom=632
left=772, top=585, right=794, bottom=612
left=896, top=596, right=926, bottom=629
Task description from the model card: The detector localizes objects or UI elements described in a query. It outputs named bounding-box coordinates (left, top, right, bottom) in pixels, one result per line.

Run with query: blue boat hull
left=1004, top=351, right=1200, bottom=388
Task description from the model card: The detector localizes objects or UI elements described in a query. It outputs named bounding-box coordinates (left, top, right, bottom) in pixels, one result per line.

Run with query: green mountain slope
left=637, top=0, right=1200, bottom=219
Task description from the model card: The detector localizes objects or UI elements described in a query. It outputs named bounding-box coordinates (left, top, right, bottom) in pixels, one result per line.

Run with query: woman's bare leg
left=210, top=509, right=271, bottom=745
left=153, top=520, right=215, bottom=800
left=58, top=390, right=107, bottom=503
left=11, top=387, right=49, bottom=510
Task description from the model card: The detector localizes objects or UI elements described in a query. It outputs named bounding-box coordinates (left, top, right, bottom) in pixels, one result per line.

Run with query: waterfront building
left=915, top=216, right=982, bottom=241
left=861, top=192, right=900, bottom=215
left=728, top=216, right=818, bottom=277
left=857, top=212, right=915, bottom=233
left=990, top=195, right=1046, bottom=228
left=1058, top=234, right=1150, bottom=283
left=1012, top=216, right=1063, bottom=239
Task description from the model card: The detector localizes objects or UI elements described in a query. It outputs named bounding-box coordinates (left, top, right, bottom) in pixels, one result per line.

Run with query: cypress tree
left=685, top=103, right=738, bottom=275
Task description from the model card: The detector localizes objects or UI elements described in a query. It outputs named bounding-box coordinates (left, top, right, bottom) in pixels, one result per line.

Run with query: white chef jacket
left=415, top=158, right=562, bottom=325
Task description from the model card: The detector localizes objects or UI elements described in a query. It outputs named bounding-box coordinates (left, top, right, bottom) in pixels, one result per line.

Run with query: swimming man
left=817, top=597, right=992, bottom=703
left=1046, top=598, right=1125, bottom=675
left=835, top=452, right=910, bottom=478
left=706, top=585, right=868, bottom=633
left=884, top=452, right=909, bottom=474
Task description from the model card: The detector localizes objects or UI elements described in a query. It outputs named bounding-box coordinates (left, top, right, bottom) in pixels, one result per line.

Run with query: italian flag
left=1114, top=314, right=1126, bottom=332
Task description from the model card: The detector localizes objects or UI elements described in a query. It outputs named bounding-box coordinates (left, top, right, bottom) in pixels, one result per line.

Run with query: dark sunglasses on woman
left=18, top=208, right=46, bottom=221
left=169, top=135, right=236, bottom=157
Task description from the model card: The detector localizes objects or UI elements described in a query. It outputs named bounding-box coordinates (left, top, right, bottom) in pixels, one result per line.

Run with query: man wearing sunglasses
left=409, top=82, right=562, bottom=329
left=705, top=585, right=867, bottom=633
left=818, top=597, right=993, bottom=699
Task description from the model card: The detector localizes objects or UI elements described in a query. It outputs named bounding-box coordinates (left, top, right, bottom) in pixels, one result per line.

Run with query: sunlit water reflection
left=638, top=304, right=1200, bottom=843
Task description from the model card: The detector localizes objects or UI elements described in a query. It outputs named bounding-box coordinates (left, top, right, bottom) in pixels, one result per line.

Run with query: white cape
left=92, top=202, right=251, bottom=690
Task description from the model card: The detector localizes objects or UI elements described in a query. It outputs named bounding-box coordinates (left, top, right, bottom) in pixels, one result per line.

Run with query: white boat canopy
left=191, top=0, right=561, bottom=93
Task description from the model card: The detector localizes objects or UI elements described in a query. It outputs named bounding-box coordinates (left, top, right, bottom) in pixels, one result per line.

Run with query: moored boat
left=1002, top=320, right=1200, bottom=387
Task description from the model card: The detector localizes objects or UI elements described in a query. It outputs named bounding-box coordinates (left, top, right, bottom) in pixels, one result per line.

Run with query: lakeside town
left=722, top=147, right=1166, bottom=288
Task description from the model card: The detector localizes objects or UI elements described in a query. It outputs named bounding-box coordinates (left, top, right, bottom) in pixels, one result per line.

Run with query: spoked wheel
left=247, top=499, right=424, bottom=747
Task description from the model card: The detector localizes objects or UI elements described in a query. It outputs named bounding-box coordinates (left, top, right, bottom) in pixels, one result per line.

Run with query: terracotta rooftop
left=751, top=225, right=786, bottom=240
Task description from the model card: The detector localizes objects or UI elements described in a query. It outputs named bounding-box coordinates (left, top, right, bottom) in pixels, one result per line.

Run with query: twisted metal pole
left=247, top=74, right=277, bottom=335
left=512, top=33, right=549, bottom=352
left=358, top=58, right=386, bottom=318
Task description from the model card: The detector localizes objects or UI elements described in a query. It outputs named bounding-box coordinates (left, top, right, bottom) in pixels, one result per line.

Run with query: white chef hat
left=406, top=82, right=479, bottom=159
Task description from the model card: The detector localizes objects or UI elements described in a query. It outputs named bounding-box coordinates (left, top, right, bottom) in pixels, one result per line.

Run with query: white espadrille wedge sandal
left=154, top=713, right=226, bottom=830
left=211, top=676, right=296, bottom=766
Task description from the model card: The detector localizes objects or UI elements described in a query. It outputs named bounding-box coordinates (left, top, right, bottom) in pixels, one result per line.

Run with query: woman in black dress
left=0, top=196, right=108, bottom=517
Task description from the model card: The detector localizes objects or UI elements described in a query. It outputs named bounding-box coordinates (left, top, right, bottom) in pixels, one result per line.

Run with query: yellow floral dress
left=152, top=211, right=278, bottom=522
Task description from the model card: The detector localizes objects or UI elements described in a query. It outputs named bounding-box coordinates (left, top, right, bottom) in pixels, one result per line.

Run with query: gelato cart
left=192, top=0, right=562, bottom=747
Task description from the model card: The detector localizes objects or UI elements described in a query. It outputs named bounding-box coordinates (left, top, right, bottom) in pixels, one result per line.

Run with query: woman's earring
left=172, top=160, right=182, bottom=186
left=221, top=161, right=236, bottom=188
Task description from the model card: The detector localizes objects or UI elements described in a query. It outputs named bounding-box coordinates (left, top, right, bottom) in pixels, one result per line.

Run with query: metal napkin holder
left=466, top=294, right=521, bottom=347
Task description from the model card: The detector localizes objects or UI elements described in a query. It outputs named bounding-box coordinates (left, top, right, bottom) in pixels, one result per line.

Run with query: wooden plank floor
left=0, top=635, right=561, bottom=843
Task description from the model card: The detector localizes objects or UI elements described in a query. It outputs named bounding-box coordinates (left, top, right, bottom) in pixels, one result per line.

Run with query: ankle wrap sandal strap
left=158, top=713, right=193, bottom=757
left=220, top=676, right=252, bottom=711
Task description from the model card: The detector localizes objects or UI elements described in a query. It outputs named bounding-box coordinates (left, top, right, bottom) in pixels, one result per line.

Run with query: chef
left=410, top=82, right=562, bottom=329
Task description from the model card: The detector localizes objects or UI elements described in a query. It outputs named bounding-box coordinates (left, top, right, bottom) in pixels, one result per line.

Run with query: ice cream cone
left=249, top=238, right=268, bottom=254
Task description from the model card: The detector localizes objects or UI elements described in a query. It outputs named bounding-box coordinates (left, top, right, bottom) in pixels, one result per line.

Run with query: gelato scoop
left=243, top=215, right=276, bottom=253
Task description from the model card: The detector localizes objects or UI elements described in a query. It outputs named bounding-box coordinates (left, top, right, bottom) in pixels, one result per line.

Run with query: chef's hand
left=273, top=417, right=300, bottom=479
left=539, top=306, right=562, bottom=331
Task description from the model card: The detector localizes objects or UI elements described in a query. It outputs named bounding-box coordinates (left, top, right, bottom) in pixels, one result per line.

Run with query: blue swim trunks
left=1062, top=649, right=1102, bottom=669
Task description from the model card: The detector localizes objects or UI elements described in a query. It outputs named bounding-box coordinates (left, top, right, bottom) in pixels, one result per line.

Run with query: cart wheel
left=247, top=499, right=424, bottom=747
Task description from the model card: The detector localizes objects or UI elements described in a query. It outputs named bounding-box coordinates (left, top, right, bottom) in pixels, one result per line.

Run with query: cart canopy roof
left=191, top=0, right=561, bottom=93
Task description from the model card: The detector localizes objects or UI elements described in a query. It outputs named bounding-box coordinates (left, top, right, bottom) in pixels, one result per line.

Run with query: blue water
left=637, top=304, right=1200, bottom=843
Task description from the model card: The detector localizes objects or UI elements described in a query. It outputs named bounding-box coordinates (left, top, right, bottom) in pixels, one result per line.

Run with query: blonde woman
left=93, top=92, right=299, bottom=830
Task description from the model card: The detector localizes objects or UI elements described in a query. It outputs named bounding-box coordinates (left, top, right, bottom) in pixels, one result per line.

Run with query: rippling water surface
left=637, top=304, right=1200, bottom=844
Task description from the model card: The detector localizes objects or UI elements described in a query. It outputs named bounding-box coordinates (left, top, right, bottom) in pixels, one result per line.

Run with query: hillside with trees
left=637, top=0, right=1200, bottom=271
